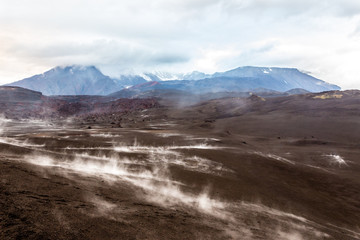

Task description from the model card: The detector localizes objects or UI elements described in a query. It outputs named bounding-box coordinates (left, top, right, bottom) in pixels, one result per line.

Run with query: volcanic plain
left=0, top=87, right=360, bottom=239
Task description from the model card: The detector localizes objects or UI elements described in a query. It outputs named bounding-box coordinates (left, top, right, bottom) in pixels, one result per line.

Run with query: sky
left=1, top=0, right=360, bottom=89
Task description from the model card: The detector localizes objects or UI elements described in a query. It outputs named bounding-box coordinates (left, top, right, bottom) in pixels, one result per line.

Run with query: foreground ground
left=0, top=115, right=359, bottom=240
left=0, top=90, right=360, bottom=239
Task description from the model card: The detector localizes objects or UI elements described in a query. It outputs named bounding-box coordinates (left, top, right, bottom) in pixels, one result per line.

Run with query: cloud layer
left=1, top=0, right=360, bottom=89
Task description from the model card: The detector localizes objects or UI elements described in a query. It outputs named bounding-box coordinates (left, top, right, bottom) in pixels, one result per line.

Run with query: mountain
left=137, top=67, right=339, bottom=92
left=5, top=65, right=340, bottom=96
left=109, top=67, right=340, bottom=97
left=115, top=75, right=148, bottom=87
left=211, top=66, right=339, bottom=92
left=140, top=71, right=211, bottom=81
left=110, top=67, right=340, bottom=96
left=5, top=65, right=125, bottom=96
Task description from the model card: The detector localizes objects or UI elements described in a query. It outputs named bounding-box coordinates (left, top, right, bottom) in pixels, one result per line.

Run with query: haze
left=1, top=0, right=360, bottom=89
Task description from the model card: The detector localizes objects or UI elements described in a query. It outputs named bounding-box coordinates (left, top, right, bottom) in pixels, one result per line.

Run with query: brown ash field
left=1, top=89, right=360, bottom=239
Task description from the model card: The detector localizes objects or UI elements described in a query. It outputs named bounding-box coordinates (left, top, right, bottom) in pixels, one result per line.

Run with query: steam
left=86, top=195, right=118, bottom=219
left=67, top=143, right=232, bottom=175
left=156, top=132, right=184, bottom=138
left=228, top=202, right=333, bottom=240
left=185, top=136, right=221, bottom=142
left=0, top=137, right=45, bottom=148
left=114, top=142, right=222, bottom=152
left=254, top=152, right=295, bottom=165
left=65, top=142, right=223, bottom=153
left=0, top=115, right=11, bottom=136
left=63, top=140, right=230, bottom=175
left=26, top=155, right=181, bottom=185
left=91, top=133, right=123, bottom=138
left=236, top=202, right=308, bottom=223
left=148, top=122, right=178, bottom=127
left=325, top=154, right=348, bottom=166
left=25, top=154, right=226, bottom=217
left=113, top=145, right=178, bottom=155
left=13, top=145, right=353, bottom=239
left=277, top=231, right=305, bottom=240
left=0, top=117, right=47, bottom=149
left=73, top=152, right=147, bottom=166
left=169, top=143, right=222, bottom=150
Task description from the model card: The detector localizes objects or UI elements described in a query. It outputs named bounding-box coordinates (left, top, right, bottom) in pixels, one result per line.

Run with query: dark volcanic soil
left=0, top=90, right=360, bottom=239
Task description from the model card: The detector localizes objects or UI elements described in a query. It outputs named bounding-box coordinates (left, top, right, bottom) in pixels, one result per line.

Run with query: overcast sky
left=1, top=0, right=360, bottom=89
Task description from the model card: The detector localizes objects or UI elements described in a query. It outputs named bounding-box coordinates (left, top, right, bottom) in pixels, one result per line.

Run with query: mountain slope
left=110, top=67, right=340, bottom=96
left=211, top=66, right=339, bottom=92
left=6, top=66, right=122, bottom=96
left=137, top=67, right=339, bottom=92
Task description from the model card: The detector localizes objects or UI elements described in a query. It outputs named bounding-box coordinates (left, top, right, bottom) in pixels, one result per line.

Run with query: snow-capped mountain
left=137, top=71, right=211, bottom=82
left=5, top=65, right=340, bottom=96
left=112, top=66, right=339, bottom=94
left=182, top=71, right=211, bottom=80
left=6, top=65, right=122, bottom=95
left=144, top=71, right=183, bottom=81
left=210, top=66, right=339, bottom=92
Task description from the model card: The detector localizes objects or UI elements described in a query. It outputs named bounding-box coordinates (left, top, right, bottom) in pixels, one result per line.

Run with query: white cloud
left=0, top=0, right=360, bottom=89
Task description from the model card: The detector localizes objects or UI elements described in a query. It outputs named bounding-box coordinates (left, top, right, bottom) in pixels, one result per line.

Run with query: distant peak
left=53, top=65, right=99, bottom=72
left=233, top=66, right=298, bottom=71
left=190, top=70, right=203, bottom=74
